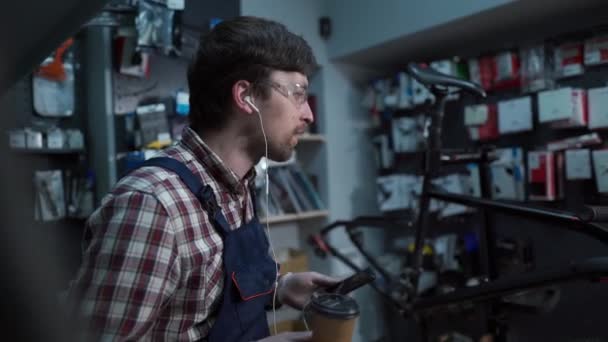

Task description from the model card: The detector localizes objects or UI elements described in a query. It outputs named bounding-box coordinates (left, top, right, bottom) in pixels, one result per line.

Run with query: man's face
left=257, top=70, right=314, bottom=161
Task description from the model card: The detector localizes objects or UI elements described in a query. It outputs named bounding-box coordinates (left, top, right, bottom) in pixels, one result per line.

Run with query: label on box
left=565, top=149, right=592, bottom=180
left=167, top=0, right=185, bottom=10
left=538, top=88, right=573, bottom=123
left=498, top=96, right=533, bottom=134
left=562, top=64, right=584, bottom=77
left=464, top=104, right=488, bottom=126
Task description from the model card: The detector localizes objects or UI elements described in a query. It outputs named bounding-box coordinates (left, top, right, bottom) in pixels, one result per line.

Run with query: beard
left=248, top=123, right=298, bottom=162
left=267, top=136, right=294, bottom=162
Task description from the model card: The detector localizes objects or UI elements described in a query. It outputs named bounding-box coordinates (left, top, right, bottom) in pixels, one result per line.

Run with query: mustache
left=294, top=125, right=308, bottom=134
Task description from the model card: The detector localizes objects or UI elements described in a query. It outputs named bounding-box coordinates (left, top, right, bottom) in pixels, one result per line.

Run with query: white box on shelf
left=538, top=87, right=587, bottom=126
left=377, top=174, right=420, bottom=212
left=377, top=175, right=404, bottom=212
left=8, top=129, right=26, bottom=148
left=466, top=163, right=481, bottom=198
left=372, top=134, right=393, bottom=169
left=588, top=86, right=608, bottom=129
left=25, top=129, right=43, bottom=149
left=431, top=60, right=457, bottom=76
left=497, top=96, right=533, bottom=134
left=397, top=72, right=413, bottom=109
left=431, top=174, right=471, bottom=218
left=411, top=78, right=434, bottom=105
left=490, top=147, right=526, bottom=201
left=392, top=116, right=423, bottom=152
left=495, top=52, right=519, bottom=81
left=593, top=150, right=608, bottom=193
left=65, top=129, right=84, bottom=149
left=550, top=89, right=587, bottom=128
left=46, top=128, right=65, bottom=149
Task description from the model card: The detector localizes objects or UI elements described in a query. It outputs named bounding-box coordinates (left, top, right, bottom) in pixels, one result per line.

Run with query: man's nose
left=301, top=101, right=314, bottom=124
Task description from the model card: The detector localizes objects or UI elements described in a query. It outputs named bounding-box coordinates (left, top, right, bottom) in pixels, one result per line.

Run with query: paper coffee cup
left=309, top=293, right=359, bottom=342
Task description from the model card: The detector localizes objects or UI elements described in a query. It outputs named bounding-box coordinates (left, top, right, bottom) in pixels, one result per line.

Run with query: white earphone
left=245, top=95, right=266, bottom=170
left=244, top=96, right=260, bottom=113
left=244, top=94, right=281, bottom=335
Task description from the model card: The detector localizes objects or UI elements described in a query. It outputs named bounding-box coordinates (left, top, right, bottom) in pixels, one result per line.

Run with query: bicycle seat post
left=405, top=63, right=486, bottom=294
left=409, top=88, right=449, bottom=291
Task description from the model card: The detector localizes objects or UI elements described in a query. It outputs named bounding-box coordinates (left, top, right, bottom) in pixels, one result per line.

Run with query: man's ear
left=233, top=80, right=255, bottom=114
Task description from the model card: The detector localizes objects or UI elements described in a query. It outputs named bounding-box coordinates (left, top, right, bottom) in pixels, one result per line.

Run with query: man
left=68, top=16, right=337, bottom=341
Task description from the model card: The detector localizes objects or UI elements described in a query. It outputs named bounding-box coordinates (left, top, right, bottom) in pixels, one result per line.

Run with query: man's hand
left=257, top=331, right=312, bottom=341
left=277, top=272, right=339, bottom=310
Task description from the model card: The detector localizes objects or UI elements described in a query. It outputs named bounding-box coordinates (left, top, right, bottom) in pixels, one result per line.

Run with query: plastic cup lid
left=310, top=293, right=359, bottom=319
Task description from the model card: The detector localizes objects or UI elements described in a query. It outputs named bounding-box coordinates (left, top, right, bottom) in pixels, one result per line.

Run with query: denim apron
left=139, top=158, right=277, bottom=342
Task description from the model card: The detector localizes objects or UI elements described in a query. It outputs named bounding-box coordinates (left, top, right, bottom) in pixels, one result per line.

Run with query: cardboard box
left=490, top=147, right=526, bottom=201
left=592, top=149, right=608, bottom=193
left=555, top=42, right=584, bottom=78
left=498, top=96, right=533, bottom=134
left=538, top=88, right=587, bottom=127
left=465, top=104, right=499, bottom=141
left=528, top=151, right=562, bottom=201
left=270, top=319, right=307, bottom=334
left=588, top=86, right=608, bottom=129
left=279, top=249, right=309, bottom=274
left=585, top=34, right=608, bottom=66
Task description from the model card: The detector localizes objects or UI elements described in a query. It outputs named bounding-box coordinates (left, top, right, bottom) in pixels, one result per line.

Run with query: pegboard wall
left=0, top=38, right=89, bottom=292
left=112, top=50, right=191, bottom=178
left=113, top=53, right=189, bottom=115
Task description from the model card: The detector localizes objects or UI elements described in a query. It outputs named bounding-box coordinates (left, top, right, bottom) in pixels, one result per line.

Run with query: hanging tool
left=36, top=38, right=74, bottom=82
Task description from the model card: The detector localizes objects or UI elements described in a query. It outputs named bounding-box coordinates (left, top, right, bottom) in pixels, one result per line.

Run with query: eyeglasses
left=266, top=82, right=309, bottom=107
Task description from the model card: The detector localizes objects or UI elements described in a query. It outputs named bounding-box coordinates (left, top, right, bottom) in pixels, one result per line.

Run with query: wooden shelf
left=260, top=210, right=329, bottom=225
left=10, top=147, right=84, bottom=155
left=298, top=133, right=326, bottom=143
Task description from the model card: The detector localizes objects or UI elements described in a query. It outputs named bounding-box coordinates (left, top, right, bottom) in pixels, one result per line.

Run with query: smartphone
left=326, top=269, right=376, bottom=295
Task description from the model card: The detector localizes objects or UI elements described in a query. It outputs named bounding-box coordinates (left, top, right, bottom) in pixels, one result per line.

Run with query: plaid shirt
left=69, top=127, right=257, bottom=341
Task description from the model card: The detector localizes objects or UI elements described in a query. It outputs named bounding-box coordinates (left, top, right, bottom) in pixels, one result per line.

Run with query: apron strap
left=139, top=157, right=231, bottom=236
left=249, top=181, right=259, bottom=218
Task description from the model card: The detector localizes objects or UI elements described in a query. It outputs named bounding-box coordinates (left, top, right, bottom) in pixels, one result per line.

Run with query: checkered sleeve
left=69, top=190, right=181, bottom=340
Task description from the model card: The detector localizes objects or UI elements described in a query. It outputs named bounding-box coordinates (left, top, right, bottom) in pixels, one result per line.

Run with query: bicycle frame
left=310, top=64, right=608, bottom=340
